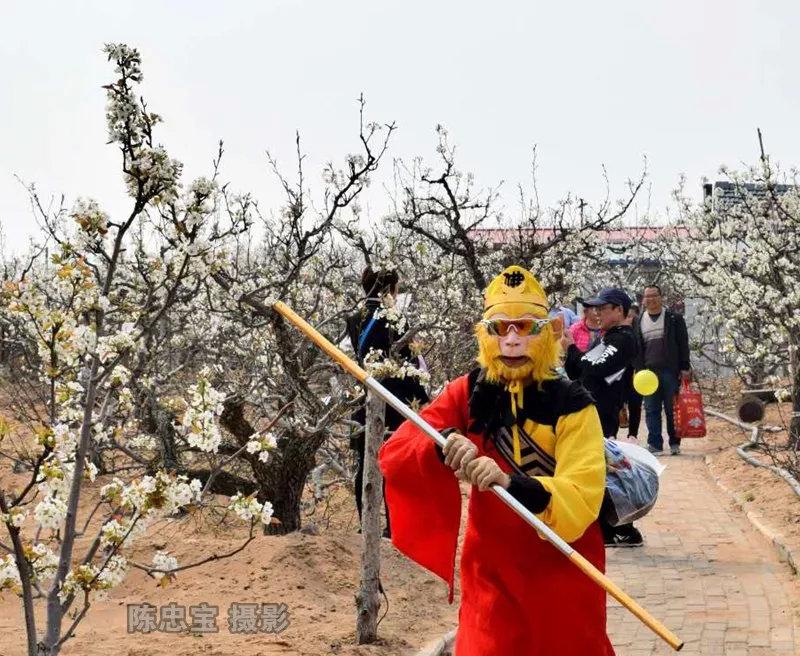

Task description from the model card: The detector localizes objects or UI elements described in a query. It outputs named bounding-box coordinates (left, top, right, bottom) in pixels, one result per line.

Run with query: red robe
left=379, top=373, right=615, bottom=656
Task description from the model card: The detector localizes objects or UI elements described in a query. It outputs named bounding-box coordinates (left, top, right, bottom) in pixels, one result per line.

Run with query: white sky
left=2, top=0, right=799, bottom=254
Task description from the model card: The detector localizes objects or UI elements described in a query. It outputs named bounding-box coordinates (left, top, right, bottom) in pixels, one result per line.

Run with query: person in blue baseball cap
left=566, top=287, right=635, bottom=439
left=564, top=287, right=642, bottom=547
left=582, top=288, right=633, bottom=314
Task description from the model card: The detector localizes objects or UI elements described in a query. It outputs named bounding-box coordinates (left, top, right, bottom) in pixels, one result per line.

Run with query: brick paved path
left=606, top=441, right=798, bottom=655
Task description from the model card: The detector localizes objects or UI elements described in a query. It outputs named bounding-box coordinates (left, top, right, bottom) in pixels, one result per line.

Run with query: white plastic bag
left=603, top=439, right=662, bottom=526
left=613, top=440, right=666, bottom=477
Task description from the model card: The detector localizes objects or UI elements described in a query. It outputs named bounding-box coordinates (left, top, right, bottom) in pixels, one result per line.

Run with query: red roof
left=469, top=225, right=691, bottom=245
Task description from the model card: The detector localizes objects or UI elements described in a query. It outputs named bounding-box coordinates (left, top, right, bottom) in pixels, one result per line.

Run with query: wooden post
left=356, top=390, right=386, bottom=643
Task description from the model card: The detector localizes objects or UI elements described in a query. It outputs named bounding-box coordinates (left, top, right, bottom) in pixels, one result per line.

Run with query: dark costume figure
left=347, top=267, right=428, bottom=537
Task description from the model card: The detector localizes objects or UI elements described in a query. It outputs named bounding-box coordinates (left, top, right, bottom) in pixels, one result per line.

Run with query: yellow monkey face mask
left=475, top=266, right=562, bottom=384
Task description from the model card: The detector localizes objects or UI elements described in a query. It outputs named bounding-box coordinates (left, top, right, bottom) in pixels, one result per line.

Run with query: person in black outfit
left=564, top=289, right=637, bottom=439
left=564, top=288, right=642, bottom=547
left=346, top=267, right=429, bottom=538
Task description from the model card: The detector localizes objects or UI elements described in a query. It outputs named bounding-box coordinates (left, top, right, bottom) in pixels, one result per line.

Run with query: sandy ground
left=0, top=473, right=462, bottom=656
left=705, top=402, right=800, bottom=577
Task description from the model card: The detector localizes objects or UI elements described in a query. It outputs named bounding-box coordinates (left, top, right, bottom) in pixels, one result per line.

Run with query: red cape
left=379, top=374, right=615, bottom=656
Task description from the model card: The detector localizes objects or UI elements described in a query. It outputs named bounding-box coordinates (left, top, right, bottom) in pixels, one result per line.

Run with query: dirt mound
left=0, top=477, right=457, bottom=656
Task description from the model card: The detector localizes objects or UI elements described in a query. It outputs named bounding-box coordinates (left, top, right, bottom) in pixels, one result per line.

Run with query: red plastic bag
left=674, top=380, right=707, bottom=438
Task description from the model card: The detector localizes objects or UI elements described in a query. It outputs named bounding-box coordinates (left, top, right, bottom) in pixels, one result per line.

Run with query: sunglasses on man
left=480, top=317, right=552, bottom=337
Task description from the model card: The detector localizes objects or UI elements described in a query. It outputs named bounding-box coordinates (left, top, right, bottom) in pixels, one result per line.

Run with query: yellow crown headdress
left=483, top=265, right=548, bottom=318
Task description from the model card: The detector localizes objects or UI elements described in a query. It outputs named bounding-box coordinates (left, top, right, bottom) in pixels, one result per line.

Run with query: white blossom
left=180, top=367, right=225, bottom=453
left=97, top=554, right=128, bottom=590
left=228, top=492, right=263, bottom=522
left=2, top=508, right=27, bottom=528
left=0, top=555, right=21, bottom=592
left=260, top=500, right=274, bottom=525
left=127, top=433, right=157, bottom=451
left=151, top=551, right=178, bottom=583
left=245, top=432, right=278, bottom=463
left=34, top=496, right=68, bottom=530
left=29, top=543, right=59, bottom=581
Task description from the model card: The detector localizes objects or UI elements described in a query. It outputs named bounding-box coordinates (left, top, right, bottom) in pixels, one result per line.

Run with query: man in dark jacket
left=346, top=267, right=429, bottom=537
left=564, top=288, right=642, bottom=547
left=633, top=285, right=692, bottom=456
left=565, top=288, right=638, bottom=440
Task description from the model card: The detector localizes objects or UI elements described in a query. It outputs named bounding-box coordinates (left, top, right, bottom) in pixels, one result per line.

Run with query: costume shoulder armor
left=539, top=377, right=594, bottom=417
left=518, top=377, right=593, bottom=427
left=465, top=368, right=594, bottom=435
left=466, top=368, right=504, bottom=436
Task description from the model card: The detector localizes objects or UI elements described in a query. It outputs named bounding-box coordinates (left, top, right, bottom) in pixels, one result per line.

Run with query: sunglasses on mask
left=481, top=317, right=551, bottom=337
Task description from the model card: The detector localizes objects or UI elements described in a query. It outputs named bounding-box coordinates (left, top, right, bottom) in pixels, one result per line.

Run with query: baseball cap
left=582, top=288, right=632, bottom=312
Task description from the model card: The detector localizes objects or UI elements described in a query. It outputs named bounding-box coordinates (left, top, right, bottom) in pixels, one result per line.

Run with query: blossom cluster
left=229, top=492, right=274, bottom=526
left=151, top=551, right=178, bottom=584
left=100, top=471, right=202, bottom=517
left=245, top=431, right=278, bottom=463
left=180, top=367, right=226, bottom=453
left=373, top=304, right=408, bottom=334
left=71, top=197, right=109, bottom=251
left=58, top=554, right=129, bottom=602
left=0, top=555, right=21, bottom=592
left=363, top=348, right=431, bottom=386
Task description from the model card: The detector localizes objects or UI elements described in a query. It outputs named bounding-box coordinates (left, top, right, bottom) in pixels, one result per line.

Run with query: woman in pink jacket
left=569, top=304, right=602, bottom=353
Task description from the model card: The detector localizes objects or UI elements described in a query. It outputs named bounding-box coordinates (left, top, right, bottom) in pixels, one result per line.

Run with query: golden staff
left=273, top=300, right=684, bottom=651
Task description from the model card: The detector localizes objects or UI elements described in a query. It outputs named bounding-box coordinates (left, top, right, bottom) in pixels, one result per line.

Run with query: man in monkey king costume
left=379, top=265, right=614, bottom=655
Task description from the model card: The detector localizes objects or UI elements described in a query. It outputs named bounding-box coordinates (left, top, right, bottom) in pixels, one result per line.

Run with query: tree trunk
left=219, top=398, right=319, bottom=535
left=790, top=345, right=800, bottom=449
left=0, top=494, right=38, bottom=656
left=44, top=360, right=100, bottom=653
left=263, top=463, right=309, bottom=535
left=138, top=387, right=179, bottom=471
left=356, top=391, right=385, bottom=644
